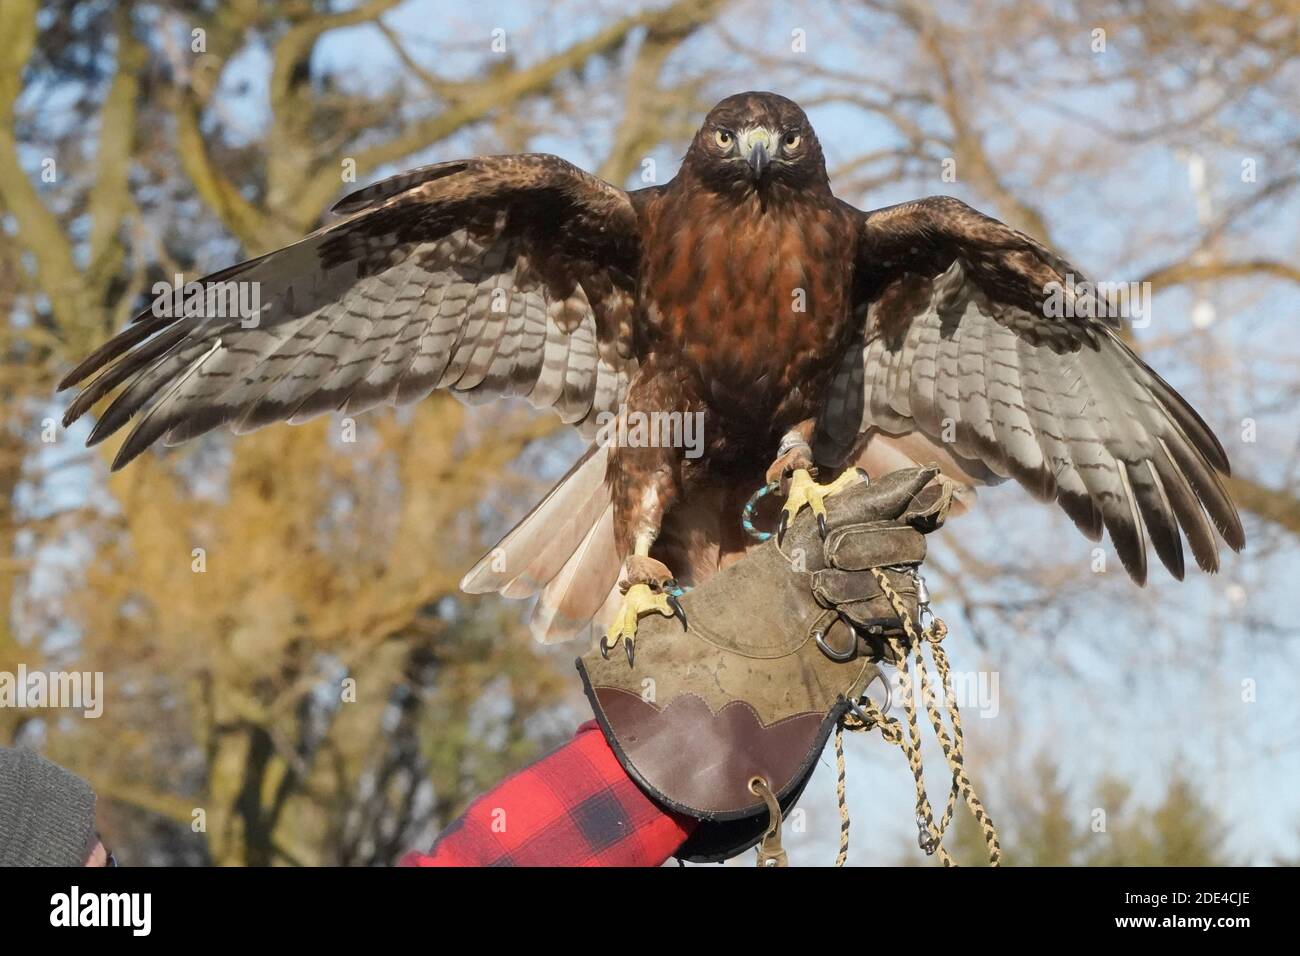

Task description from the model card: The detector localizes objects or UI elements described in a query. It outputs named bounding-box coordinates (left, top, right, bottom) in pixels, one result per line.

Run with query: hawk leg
left=765, top=439, right=866, bottom=543
left=601, top=553, right=687, bottom=667
left=603, top=366, right=693, bottom=666
left=778, top=468, right=866, bottom=542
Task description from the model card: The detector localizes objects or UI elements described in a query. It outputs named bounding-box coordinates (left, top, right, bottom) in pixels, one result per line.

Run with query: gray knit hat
left=0, top=746, right=98, bottom=866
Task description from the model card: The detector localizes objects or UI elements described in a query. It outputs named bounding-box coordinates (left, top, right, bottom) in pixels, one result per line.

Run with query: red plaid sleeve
left=399, top=721, right=696, bottom=867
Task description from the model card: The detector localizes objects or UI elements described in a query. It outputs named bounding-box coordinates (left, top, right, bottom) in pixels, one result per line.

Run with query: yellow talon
left=602, top=583, right=683, bottom=666
left=779, top=468, right=865, bottom=542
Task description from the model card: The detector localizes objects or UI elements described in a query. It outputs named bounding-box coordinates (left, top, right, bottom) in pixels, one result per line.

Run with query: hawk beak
left=741, top=128, right=774, bottom=180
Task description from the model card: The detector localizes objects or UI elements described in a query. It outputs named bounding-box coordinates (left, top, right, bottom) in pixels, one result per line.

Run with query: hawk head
left=684, top=91, right=829, bottom=196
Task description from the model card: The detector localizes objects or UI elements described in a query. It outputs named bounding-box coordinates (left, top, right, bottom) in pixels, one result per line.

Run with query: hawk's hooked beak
left=741, top=128, right=774, bottom=180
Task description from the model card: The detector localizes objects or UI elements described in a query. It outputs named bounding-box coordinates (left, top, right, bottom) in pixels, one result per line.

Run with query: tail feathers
left=497, top=477, right=607, bottom=600
left=460, top=443, right=621, bottom=643
left=460, top=443, right=609, bottom=596
left=529, top=504, right=621, bottom=644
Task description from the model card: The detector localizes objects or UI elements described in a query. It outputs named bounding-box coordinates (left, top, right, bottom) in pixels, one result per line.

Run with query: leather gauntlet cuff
left=815, top=523, right=925, bottom=641
left=577, top=467, right=949, bottom=863
left=576, top=646, right=879, bottom=863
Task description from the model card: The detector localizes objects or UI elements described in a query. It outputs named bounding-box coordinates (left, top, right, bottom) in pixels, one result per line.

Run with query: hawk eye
left=714, top=129, right=734, bottom=149
left=783, top=132, right=802, bottom=151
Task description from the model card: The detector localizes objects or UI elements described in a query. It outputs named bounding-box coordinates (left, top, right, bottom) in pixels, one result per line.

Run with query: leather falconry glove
left=578, top=465, right=952, bottom=863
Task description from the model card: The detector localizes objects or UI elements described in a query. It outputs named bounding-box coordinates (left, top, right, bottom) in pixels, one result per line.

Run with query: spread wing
left=820, top=196, right=1243, bottom=583
left=60, top=154, right=645, bottom=469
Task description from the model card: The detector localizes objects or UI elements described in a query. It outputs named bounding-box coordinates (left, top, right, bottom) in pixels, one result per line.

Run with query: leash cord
left=833, top=568, right=1002, bottom=868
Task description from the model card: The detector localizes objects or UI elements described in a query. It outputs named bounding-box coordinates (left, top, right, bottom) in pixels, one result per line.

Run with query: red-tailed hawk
left=60, top=92, right=1243, bottom=660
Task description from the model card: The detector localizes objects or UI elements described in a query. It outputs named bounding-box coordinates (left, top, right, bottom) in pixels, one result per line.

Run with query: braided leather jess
left=833, top=569, right=1002, bottom=867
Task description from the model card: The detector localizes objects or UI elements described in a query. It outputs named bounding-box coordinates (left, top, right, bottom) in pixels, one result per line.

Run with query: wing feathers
left=61, top=155, right=643, bottom=469
left=329, top=160, right=470, bottom=215
left=1154, top=438, right=1221, bottom=573
left=838, top=252, right=1241, bottom=583
left=1132, top=459, right=1185, bottom=581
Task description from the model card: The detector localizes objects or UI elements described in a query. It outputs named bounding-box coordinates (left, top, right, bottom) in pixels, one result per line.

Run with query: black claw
left=625, top=638, right=635, bottom=667
left=600, top=637, right=612, bottom=661
left=777, top=511, right=789, bottom=545
left=668, top=593, right=688, bottom=630
left=817, top=512, right=828, bottom=538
